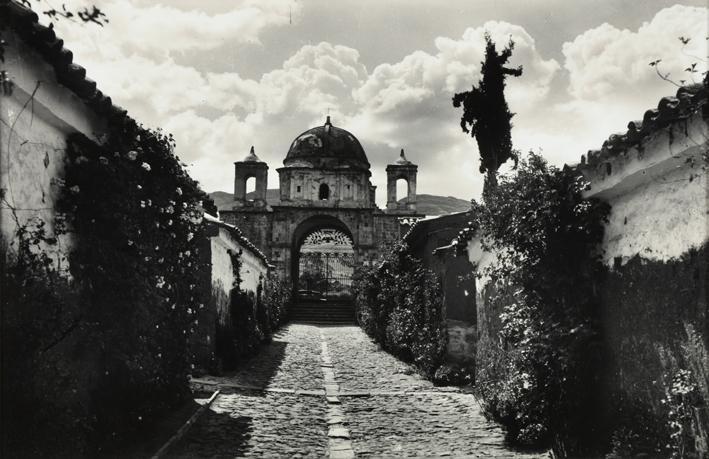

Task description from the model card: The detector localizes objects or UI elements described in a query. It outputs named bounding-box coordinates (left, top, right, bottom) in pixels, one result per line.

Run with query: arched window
left=319, top=183, right=330, bottom=200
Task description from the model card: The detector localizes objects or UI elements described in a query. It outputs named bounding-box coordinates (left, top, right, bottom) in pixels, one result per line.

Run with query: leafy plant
left=470, top=152, right=610, bottom=454
left=353, top=243, right=447, bottom=377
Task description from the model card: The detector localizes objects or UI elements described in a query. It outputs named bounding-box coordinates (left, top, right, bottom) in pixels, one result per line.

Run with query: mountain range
left=208, top=191, right=470, bottom=216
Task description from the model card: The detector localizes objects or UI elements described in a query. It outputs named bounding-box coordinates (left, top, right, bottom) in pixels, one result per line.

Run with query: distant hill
left=411, top=194, right=470, bottom=215
left=209, top=190, right=470, bottom=216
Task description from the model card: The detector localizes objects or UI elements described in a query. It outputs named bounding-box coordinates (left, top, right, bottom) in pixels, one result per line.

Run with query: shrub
left=0, top=119, right=215, bottom=456
left=262, top=276, right=292, bottom=332
left=433, top=363, right=475, bottom=386
left=470, top=152, right=610, bottom=454
left=353, top=243, right=447, bottom=377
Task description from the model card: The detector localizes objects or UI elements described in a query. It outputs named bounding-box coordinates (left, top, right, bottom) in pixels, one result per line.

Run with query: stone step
left=290, top=308, right=353, bottom=313
left=290, top=312, right=354, bottom=318
left=290, top=300, right=355, bottom=325
left=290, top=319, right=355, bottom=325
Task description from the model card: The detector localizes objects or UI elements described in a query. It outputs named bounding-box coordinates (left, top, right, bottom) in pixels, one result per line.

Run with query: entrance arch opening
left=297, top=228, right=354, bottom=298
left=291, top=215, right=357, bottom=302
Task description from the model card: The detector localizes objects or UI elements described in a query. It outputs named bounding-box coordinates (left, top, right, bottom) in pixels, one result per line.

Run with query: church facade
left=220, top=116, right=421, bottom=296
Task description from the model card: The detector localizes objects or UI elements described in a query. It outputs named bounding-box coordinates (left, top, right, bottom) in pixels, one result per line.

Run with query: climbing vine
left=470, top=152, right=610, bottom=454
left=57, top=119, right=213, bottom=452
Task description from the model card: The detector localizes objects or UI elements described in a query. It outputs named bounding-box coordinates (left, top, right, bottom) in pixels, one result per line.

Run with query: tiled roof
left=1, top=0, right=128, bottom=124
left=580, top=83, right=707, bottom=168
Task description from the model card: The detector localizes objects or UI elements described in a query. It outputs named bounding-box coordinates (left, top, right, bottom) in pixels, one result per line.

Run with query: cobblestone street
left=169, top=325, right=548, bottom=458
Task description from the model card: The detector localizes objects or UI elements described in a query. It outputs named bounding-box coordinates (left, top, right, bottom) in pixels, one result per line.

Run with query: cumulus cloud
left=48, top=1, right=706, bottom=206
left=55, top=0, right=298, bottom=60
left=524, top=4, right=709, bottom=168
left=348, top=21, right=560, bottom=199
left=563, top=5, right=707, bottom=100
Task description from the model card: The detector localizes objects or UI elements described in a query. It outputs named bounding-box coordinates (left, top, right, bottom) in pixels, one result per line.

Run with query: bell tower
left=234, top=146, right=268, bottom=208
left=386, top=149, right=418, bottom=213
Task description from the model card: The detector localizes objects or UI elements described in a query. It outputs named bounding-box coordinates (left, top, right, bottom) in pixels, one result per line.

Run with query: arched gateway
left=221, top=116, right=422, bottom=319
left=292, top=216, right=356, bottom=298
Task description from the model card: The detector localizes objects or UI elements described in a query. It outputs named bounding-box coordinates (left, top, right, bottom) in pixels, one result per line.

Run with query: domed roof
left=284, top=116, right=370, bottom=169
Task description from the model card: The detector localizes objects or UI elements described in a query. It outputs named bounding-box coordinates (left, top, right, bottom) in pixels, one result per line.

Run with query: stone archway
left=291, top=215, right=356, bottom=299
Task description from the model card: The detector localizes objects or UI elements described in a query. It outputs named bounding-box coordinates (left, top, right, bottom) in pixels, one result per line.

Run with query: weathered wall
left=0, top=29, right=105, bottom=267
left=579, top=107, right=708, bottom=439
left=195, top=216, right=270, bottom=369
left=405, top=212, right=477, bottom=362
left=278, top=167, right=372, bottom=207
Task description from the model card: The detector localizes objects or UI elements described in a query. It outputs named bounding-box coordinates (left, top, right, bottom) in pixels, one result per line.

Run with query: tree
left=452, top=34, right=522, bottom=192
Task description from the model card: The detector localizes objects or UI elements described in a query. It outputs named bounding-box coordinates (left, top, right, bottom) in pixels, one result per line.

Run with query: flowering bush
left=471, top=153, right=610, bottom=454
left=50, top=120, right=213, bottom=453
left=353, top=243, right=447, bottom=377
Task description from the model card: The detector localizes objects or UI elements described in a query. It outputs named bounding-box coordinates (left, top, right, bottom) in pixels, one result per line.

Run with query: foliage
left=262, top=275, right=292, bottom=332
left=353, top=243, right=447, bottom=377
left=18, top=0, right=108, bottom=26
left=1, top=219, right=90, bottom=456
left=634, top=325, right=708, bottom=459
left=452, top=33, right=522, bottom=188
left=59, top=120, right=212, bottom=453
left=649, top=36, right=708, bottom=88
left=470, top=152, right=610, bottom=454
left=433, top=362, right=475, bottom=387
left=606, top=327, right=709, bottom=459
left=3, top=116, right=217, bottom=456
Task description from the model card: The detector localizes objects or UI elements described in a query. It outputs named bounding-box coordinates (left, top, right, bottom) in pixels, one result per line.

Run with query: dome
left=284, top=116, right=370, bottom=169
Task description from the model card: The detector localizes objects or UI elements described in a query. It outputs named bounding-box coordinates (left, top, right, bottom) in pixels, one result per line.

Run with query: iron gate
left=297, top=229, right=355, bottom=297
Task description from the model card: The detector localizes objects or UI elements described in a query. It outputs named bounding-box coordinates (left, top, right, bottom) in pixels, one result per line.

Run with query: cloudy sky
left=52, top=0, right=707, bottom=205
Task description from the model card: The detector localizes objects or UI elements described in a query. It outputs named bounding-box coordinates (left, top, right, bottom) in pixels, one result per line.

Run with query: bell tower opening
left=245, top=176, right=256, bottom=201
left=319, top=183, right=330, bottom=200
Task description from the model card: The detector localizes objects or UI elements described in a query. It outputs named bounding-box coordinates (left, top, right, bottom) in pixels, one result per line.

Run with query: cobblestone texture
left=322, top=326, right=436, bottom=392
left=168, top=324, right=548, bottom=458
left=169, top=392, right=328, bottom=458
left=194, top=325, right=324, bottom=391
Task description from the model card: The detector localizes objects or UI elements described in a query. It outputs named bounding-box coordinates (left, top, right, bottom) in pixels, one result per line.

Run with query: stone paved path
left=169, top=324, right=548, bottom=458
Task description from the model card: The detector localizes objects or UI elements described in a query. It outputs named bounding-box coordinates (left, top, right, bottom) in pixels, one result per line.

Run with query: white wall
left=582, top=111, right=708, bottom=266
left=0, top=30, right=105, bottom=269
